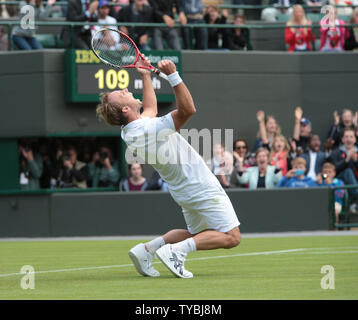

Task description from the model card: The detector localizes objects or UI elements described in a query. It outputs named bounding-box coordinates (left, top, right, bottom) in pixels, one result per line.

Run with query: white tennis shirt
left=121, top=112, right=226, bottom=206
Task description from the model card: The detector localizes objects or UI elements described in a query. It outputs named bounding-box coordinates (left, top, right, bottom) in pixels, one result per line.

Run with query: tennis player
left=96, top=58, right=241, bottom=278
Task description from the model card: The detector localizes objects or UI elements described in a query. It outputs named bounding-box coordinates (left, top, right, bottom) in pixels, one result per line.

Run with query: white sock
left=171, top=238, right=197, bottom=254
left=145, top=237, right=165, bottom=255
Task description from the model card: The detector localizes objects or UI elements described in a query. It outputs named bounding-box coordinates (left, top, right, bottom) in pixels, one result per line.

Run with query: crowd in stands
left=18, top=137, right=168, bottom=191
left=208, top=107, right=358, bottom=220
left=17, top=107, right=358, bottom=222
left=1, top=0, right=357, bottom=51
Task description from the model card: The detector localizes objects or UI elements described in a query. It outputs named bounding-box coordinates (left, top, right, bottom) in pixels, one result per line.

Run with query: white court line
left=1, top=247, right=357, bottom=278
left=291, top=250, right=358, bottom=255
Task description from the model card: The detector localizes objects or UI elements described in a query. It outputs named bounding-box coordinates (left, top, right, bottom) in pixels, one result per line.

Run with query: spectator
left=53, top=145, right=89, bottom=188
left=148, top=0, right=186, bottom=50
left=269, top=134, right=292, bottom=176
left=0, top=26, right=8, bottom=51
left=223, top=14, right=250, bottom=50
left=90, top=0, right=121, bottom=50
left=345, top=7, right=358, bottom=51
left=232, top=138, right=255, bottom=187
left=327, top=109, right=358, bottom=150
left=305, top=0, right=322, bottom=13
left=293, top=106, right=312, bottom=155
left=12, top=0, right=56, bottom=50
left=18, top=140, right=43, bottom=190
left=237, top=147, right=282, bottom=189
left=209, top=143, right=234, bottom=188
left=254, top=110, right=281, bottom=152
left=62, top=0, right=99, bottom=49
left=261, top=0, right=301, bottom=22
left=233, top=138, right=255, bottom=169
left=301, top=134, right=327, bottom=181
left=1, top=0, right=18, bottom=17
left=93, top=0, right=117, bottom=31
left=120, top=162, right=148, bottom=191
left=112, top=0, right=130, bottom=14
left=204, top=5, right=228, bottom=49
left=88, top=145, right=120, bottom=187
left=0, top=0, right=10, bottom=18
left=320, top=6, right=347, bottom=52
left=316, top=162, right=345, bottom=224
left=38, top=141, right=52, bottom=188
left=285, top=4, right=315, bottom=52
left=329, top=0, right=354, bottom=16
left=117, top=0, right=154, bottom=51
left=181, top=0, right=208, bottom=50
left=328, top=127, right=358, bottom=195
left=145, top=170, right=168, bottom=191
left=277, top=157, right=317, bottom=188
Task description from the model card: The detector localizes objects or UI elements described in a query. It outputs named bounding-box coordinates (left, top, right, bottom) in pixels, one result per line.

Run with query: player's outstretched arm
left=135, top=56, right=157, bottom=118
left=158, top=60, right=196, bottom=130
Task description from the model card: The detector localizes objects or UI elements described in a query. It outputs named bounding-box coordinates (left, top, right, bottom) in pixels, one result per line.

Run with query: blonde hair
left=291, top=157, right=306, bottom=168
left=269, top=134, right=290, bottom=162
left=271, top=134, right=290, bottom=152
left=96, top=92, right=128, bottom=126
left=255, top=147, right=269, bottom=159
left=256, top=115, right=281, bottom=139
left=207, top=5, right=219, bottom=13
left=287, top=5, right=309, bottom=35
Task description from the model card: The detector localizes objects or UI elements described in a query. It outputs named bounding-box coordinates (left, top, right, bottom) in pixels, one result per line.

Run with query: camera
left=19, top=142, right=31, bottom=152
left=95, top=151, right=109, bottom=167
left=61, top=152, right=71, bottom=162
left=99, top=151, right=108, bottom=161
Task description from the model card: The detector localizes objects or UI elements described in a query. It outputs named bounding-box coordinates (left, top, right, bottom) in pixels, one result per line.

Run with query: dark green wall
left=0, top=188, right=330, bottom=237
left=0, top=139, right=19, bottom=190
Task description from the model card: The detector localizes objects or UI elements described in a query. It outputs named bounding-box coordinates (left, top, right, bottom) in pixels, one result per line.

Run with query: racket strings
left=92, top=29, right=137, bottom=67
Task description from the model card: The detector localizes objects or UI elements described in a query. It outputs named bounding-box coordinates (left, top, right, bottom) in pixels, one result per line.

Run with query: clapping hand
left=286, top=168, right=296, bottom=178
left=353, top=111, right=358, bottom=127
left=316, top=173, right=323, bottom=185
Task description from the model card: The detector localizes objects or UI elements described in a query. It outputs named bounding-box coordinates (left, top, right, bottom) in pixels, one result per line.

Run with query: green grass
left=0, top=235, right=357, bottom=299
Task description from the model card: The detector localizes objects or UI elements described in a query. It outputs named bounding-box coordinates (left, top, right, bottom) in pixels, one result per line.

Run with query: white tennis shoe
left=156, top=244, right=193, bottom=279
left=128, top=243, right=160, bottom=277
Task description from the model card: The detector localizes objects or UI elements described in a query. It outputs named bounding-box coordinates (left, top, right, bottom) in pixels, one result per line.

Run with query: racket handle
left=152, top=68, right=168, bottom=81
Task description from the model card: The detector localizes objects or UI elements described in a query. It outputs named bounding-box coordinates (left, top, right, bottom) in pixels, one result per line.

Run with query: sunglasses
left=235, top=146, right=247, bottom=150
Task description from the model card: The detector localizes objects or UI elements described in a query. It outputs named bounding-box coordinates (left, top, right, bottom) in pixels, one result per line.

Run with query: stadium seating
left=35, top=33, right=57, bottom=48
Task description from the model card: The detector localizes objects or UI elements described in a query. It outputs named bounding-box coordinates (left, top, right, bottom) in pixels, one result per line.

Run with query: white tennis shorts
left=181, top=193, right=240, bottom=235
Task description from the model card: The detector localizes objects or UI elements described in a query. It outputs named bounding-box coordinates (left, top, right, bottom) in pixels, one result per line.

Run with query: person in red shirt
left=269, top=134, right=292, bottom=176
left=320, top=6, right=347, bottom=52
left=285, top=4, right=315, bottom=52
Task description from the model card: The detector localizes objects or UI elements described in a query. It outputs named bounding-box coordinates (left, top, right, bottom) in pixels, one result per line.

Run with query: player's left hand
left=135, top=54, right=151, bottom=75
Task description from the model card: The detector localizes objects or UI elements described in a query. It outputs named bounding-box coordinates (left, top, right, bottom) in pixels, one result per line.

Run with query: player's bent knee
left=225, top=228, right=241, bottom=249
left=229, top=234, right=241, bottom=248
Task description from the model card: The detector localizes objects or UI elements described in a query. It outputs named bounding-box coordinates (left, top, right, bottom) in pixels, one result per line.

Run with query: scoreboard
left=65, top=49, right=182, bottom=103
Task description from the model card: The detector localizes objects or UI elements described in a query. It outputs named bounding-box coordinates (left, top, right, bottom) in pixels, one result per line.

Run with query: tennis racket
left=91, top=27, right=168, bottom=80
